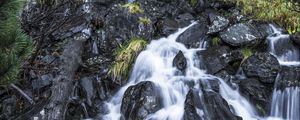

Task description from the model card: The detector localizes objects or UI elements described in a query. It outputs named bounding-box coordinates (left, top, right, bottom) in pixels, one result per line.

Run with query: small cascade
left=268, top=25, right=300, bottom=65
left=104, top=22, right=260, bottom=120
left=268, top=24, right=300, bottom=120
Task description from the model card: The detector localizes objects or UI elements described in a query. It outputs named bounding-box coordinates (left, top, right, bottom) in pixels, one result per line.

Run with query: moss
left=139, top=17, right=151, bottom=25
left=190, top=0, right=197, bottom=6
left=122, top=2, right=144, bottom=14
left=226, top=0, right=300, bottom=33
left=241, top=48, right=252, bottom=59
left=109, top=38, right=147, bottom=84
left=212, top=37, right=221, bottom=46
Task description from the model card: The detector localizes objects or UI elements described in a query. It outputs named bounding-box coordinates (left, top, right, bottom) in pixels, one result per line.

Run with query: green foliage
left=122, top=2, right=144, bottom=14
left=212, top=37, right=221, bottom=46
left=190, top=0, right=197, bottom=6
left=109, top=38, right=147, bottom=84
left=241, top=48, right=252, bottom=59
left=139, top=17, right=151, bottom=25
left=226, top=0, right=300, bottom=33
left=0, top=0, right=32, bottom=86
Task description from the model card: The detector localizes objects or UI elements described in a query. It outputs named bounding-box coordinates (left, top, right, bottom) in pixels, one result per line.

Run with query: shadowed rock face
left=176, top=23, right=208, bottom=48
left=239, top=78, right=273, bottom=116
left=242, top=53, right=281, bottom=84
left=291, top=32, right=300, bottom=47
left=220, top=23, right=264, bottom=47
left=121, top=81, right=162, bottom=120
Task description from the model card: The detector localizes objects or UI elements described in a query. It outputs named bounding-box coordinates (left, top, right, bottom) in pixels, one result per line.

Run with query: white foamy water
left=268, top=24, right=300, bottom=120
left=103, top=22, right=262, bottom=120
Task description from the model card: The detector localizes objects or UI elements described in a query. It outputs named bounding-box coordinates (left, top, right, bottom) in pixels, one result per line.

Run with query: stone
left=173, top=51, right=187, bottom=71
left=176, top=23, right=208, bottom=48
left=220, top=23, right=264, bottom=47
left=241, top=53, right=281, bottom=83
left=121, top=81, right=162, bottom=120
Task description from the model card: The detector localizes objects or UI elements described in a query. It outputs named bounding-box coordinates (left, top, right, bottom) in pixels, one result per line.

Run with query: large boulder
left=202, top=90, right=241, bottom=120
left=239, top=78, right=273, bottom=116
left=199, top=46, right=244, bottom=75
left=220, top=23, right=264, bottom=47
left=173, top=51, right=187, bottom=71
left=121, top=81, right=162, bottom=120
left=184, top=89, right=205, bottom=120
left=176, top=21, right=208, bottom=48
left=276, top=66, right=300, bottom=89
left=207, top=13, right=229, bottom=34
left=241, top=53, right=281, bottom=83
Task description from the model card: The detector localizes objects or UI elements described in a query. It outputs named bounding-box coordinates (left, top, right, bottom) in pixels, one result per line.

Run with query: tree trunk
left=45, top=33, right=87, bottom=120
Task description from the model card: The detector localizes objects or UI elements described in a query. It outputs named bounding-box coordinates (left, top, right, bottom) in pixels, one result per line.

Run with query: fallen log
left=44, top=32, right=88, bottom=120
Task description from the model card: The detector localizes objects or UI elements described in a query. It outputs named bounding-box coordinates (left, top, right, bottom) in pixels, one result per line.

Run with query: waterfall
left=268, top=24, right=300, bottom=120
left=103, top=22, right=262, bottom=120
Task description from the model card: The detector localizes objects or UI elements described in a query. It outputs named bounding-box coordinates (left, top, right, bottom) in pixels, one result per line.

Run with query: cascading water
left=268, top=25, right=300, bottom=120
left=103, top=22, right=263, bottom=120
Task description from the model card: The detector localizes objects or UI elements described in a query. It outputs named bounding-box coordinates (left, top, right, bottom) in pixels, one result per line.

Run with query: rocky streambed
left=1, top=0, right=300, bottom=120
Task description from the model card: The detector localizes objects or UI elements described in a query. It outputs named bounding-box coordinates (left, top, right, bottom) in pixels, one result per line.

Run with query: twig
left=10, top=84, right=35, bottom=105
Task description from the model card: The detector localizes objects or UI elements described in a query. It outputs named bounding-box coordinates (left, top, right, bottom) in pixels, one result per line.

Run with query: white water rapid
left=268, top=25, right=300, bottom=120
left=103, top=22, right=267, bottom=120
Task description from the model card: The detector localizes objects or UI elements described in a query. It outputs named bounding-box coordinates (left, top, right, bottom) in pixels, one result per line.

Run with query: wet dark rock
left=176, top=23, right=208, bottom=48
left=206, top=78, right=220, bottom=93
left=202, top=89, right=241, bottom=120
left=191, top=0, right=207, bottom=13
left=277, top=66, right=300, bottom=89
left=200, top=46, right=243, bottom=75
left=175, top=13, right=195, bottom=28
left=239, top=78, right=273, bottom=116
left=207, top=13, right=229, bottom=34
left=268, top=34, right=299, bottom=58
left=184, top=89, right=204, bottom=120
left=1, top=95, right=17, bottom=118
left=241, top=53, right=281, bottom=83
left=80, top=77, right=95, bottom=107
left=291, top=31, right=300, bottom=47
left=155, top=18, right=180, bottom=36
left=31, top=74, right=52, bottom=90
left=121, top=81, right=162, bottom=120
left=220, top=23, right=264, bottom=47
left=173, top=51, right=187, bottom=71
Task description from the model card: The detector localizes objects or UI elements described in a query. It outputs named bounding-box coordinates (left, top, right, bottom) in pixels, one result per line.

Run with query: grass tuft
left=241, top=48, right=252, bottom=59
left=109, top=38, right=147, bottom=84
left=122, top=2, right=144, bottom=14
left=139, top=17, right=151, bottom=25
left=226, top=0, right=300, bottom=33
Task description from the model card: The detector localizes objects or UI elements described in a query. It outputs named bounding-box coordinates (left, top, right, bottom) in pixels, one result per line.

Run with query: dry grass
left=109, top=38, right=147, bottom=84
left=226, top=0, right=300, bottom=33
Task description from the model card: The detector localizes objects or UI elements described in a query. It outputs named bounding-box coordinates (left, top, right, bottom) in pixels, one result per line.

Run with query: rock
left=31, top=74, right=52, bottom=90
left=207, top=13, right=229, bottom=34
left=220, top=23, right=264, bottom=47
left=1, top=95, right=17, bottom=118
left=290, top=31, right=300, bottom=47
left=173, top=51, right=187, bottom=71
left=239, top=78, right=273, bottom=116
left=175, top=13, right=195, bottom=28
left=191, top=0, right=207, bottom=13
left=268, top=33, right=299, bottom=59
left=155, top=18, right=180, bottom=36
left=241, top=53, right=281, bottom=83
left=276, top=66, right=300, bottom=89
left=202, top=89, right=241, bottom=120
left=80, top=77, right=95, bottom=106
left=121, top=81, right=162, bottom=120
left=184, top=89, right=205, bottom=120
left=200, top=46, right=243, bottom=75
left=176, top=23, right=208, bottom=48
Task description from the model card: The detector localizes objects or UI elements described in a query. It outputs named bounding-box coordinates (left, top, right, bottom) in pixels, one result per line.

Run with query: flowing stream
left=268, top=25, right=300, bottom=120
left=103, top=22, right=266, bottom=120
